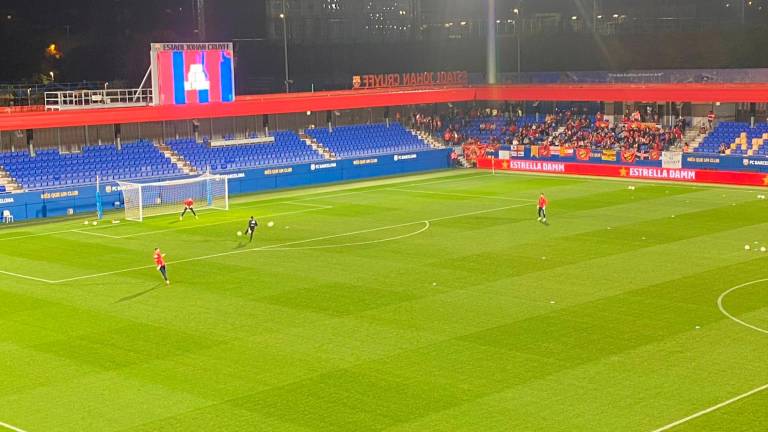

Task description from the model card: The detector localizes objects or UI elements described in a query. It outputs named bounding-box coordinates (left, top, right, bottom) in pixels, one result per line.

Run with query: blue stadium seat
left=696, top=122, right=768, bottom=155
left=167, top=131, right=324, bottom=173
left=0, top=140, right=182, bottom=190
left=305, top=123, right=431, bottom=158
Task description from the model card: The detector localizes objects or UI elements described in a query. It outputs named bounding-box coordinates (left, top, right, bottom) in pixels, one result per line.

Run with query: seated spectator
left=450, top=150, right=459, bottom=167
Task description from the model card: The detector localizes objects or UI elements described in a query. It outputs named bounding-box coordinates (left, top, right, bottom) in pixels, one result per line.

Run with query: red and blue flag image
left=156, top=50, right=235, bottom=105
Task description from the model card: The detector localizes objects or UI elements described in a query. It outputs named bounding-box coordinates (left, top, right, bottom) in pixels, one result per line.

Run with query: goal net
left=117, top=174, right=229, bottom=221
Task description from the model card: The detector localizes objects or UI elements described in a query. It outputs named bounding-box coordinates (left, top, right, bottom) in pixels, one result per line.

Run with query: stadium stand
left=305, top=123, right=431, bottom=158
left=695, top=122, right=768, bottom=156
left=456, top=115, right=540, bottom=144
left=431, top=109, right=682, bottom=153
left=0, top=140, right=182, bottom=190
left=166, top=131, right=324, bottom=172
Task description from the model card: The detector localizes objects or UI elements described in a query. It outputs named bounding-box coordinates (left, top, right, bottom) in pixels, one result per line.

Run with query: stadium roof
left=3, top=83, right=768, bottom=131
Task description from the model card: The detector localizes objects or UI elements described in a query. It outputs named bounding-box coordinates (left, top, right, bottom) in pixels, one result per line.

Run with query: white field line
left=0, top=172, right=482, bottom=242
left=394, top=172, right=492, bottom=187
left=72, top=229, right=122, bottom=239
left=650, top=383, right=768, bottom=432
left=0, top=227, right=106, bottom=242
left=0, top=270, right=56, bottom=284
left=292, top=173, right=492, bottom=202
left=275, top=202, right=334, bottom=209
left=115, top=205, right=331, bottom=239
left=0, top=203, right=331, bottom=243
left=0, top=421, right=28, bottom=432
left=266, top=221, right=431, bottom=251
left=11, top=203, right=527, bottom=285
left=292, top=190, right=367, bottom=202
left=389, top=188, right=531, bottom=202
left=717, top=279, right=768, bottom=335
left=77, top=175, right=489, bottom=239
left=651, top=279, right=768, bottom=431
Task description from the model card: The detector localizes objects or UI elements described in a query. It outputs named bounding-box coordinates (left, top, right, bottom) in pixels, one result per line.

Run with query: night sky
left=0, top=0, right=266, bottom=83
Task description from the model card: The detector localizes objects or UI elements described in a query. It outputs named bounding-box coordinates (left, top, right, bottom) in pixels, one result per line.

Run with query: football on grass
left=268, top=221, right=275, bottom=228
left=237, top=231, right=243, bottom=237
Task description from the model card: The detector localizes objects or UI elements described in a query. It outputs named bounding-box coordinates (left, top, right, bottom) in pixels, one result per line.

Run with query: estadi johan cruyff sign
left=352, top=71, right=469, bottom=90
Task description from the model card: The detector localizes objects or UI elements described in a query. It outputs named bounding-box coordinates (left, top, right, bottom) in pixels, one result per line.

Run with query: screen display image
left=151, top=43, right=235, bottom=105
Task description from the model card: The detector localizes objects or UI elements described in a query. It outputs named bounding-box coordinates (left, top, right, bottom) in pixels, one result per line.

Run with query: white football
left=237, top=231, right=243, bottom=237
left=762, top=247, right=767, bottom=253
left=745, top=245, right=751, bottom=251
left=267, top=221, right=274, bottom=228
left=92, top=221, right=98, bottom=226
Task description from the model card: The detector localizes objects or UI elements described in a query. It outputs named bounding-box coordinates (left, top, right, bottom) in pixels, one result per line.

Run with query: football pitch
left=1, top=170, right=767, bottom=431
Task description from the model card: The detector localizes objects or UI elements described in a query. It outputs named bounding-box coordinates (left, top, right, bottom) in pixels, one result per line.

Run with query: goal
left=117, top=174, right=229, bottom=221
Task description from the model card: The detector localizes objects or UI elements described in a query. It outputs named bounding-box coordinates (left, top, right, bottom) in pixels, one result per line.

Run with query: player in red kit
left=180, top=197, right=198, bottom=220
left=537, top=193, right=548, bottom=223
left=154, top=248, right=170, bottom=285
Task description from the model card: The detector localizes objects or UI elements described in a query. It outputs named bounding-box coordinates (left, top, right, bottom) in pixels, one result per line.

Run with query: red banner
left=576, top=148, right=591, bottom=161
left=532, top=145, right=552, bottom=158
left=621, top=150, right=637, bottom=164
left=478, top=158, right=768, bottom=187
left=625, top=121, right=660, bottom=130
left=463, top=143, right=499, bottom=163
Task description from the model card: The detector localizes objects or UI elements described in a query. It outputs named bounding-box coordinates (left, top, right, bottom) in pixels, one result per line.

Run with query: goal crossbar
left=118, top=174, right=229, bottom=222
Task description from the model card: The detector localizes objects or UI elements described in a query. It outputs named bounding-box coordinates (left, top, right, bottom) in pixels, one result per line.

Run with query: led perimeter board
left=151, top=42, right=235, bottom=106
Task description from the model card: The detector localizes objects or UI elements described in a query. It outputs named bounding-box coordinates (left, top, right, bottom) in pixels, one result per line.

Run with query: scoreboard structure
left=150, top=42, right=235, bottom=106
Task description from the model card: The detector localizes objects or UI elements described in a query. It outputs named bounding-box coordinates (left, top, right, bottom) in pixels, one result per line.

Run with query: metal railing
left=44, top=88, right=153, bottom=111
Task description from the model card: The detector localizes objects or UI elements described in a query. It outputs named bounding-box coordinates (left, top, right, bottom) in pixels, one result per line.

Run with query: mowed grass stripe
left=138, top=244, right=767, bottom=430
left=374, top=260, right=768, bottom=431
left=0, top=171, right=767, bottom=431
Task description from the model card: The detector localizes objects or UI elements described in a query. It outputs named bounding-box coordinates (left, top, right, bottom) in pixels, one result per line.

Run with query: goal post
left=117, top=174, right=229, bottom=222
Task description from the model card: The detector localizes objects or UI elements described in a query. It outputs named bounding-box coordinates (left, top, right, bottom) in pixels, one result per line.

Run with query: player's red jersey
left=154, top=252, right=165, bottom=267
left=538, top=196, right=548, bottom=208
left=184, top=198, right=194, bottom=208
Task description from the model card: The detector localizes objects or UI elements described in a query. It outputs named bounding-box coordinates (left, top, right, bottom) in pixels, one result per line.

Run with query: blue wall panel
left=0, top=149, right=451, bottom=223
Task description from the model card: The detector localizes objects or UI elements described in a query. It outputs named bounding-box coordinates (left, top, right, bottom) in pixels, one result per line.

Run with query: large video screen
left=151, top=43, right=235, bottom=106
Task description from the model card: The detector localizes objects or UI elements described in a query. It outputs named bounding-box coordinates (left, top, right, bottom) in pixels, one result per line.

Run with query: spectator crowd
left=412, top=107, right=688, bottom=157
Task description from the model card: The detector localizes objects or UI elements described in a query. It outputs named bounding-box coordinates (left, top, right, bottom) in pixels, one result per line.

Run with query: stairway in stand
left=299, top=132, right=336, bottom=160
left=408, top=128, right=445, bottom=149
left=0, top=166, right=22, bottom=192
left=155, top=142, right=198, bottom=175
left=686, top=128, right=709, bottom=152
left=456, top=154, right=472, bottom=168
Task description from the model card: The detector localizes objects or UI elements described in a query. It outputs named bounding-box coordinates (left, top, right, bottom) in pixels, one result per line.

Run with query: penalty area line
left=48, top=221, right=433, bottom=284
left=72, top=229, right=122, bottom=239
left=114, top=206, right=331, bottom=239
left=650, top=383, right=768, bottom=432
left=0, top=421, right=29, bottom=432
left=0, top=270, right=56, bottom=284
left=31, top=203, right=527, bottom=284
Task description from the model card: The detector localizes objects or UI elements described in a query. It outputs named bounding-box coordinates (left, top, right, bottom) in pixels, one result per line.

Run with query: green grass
left=1, top=170, right=767, bottom=432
